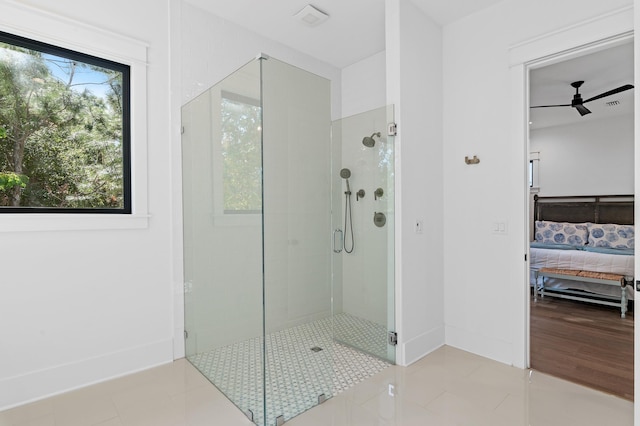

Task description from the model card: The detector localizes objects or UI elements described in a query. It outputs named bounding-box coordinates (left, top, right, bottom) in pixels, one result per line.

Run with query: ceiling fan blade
left=530, top=104, right=572, bottom=108
left=574, top=104, right=591, bottom=116
left=583, top=84, right=634, bottom=103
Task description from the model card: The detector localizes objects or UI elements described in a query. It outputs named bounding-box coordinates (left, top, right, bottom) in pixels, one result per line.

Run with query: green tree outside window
left=0, top=32, right=129, bottom=212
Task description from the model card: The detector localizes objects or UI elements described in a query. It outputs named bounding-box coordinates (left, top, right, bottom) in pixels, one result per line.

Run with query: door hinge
left=388, top=331, right=398, bottom=346
left=181, top=126, right=185, bottom=135
left=184, top=330, right=189, bottom=339
left=387, top=122, right=397, bottom=136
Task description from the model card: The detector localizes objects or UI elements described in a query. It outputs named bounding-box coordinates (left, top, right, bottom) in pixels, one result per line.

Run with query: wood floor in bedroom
left=530, top=294, right=634, bottom=401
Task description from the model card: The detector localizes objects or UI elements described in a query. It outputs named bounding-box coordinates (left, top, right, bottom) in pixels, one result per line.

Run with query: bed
left=530, top=195, right=635, bottom=315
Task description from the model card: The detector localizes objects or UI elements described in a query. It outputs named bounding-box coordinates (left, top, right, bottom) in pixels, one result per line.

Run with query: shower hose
left=344, top=191, right=354, bottom=253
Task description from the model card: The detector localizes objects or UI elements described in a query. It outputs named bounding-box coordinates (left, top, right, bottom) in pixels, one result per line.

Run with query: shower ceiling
left=182, top=0, right=503, bottom=68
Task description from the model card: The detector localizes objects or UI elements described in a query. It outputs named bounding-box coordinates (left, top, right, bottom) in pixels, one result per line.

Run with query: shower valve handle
left=356, top=189, right=365, bottom=201
left=374, top=188, right=384, bottom=200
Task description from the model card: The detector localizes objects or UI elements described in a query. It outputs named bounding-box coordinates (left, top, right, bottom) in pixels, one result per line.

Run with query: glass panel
left=332, top=106, right=396, bottom=364
left=182, top=59, right=264, bottom=423
left=183, top=56, right=395, bottom=426
left=261, top=57, right=334, bottom=424
left=385, top=105, right=396, bottom=363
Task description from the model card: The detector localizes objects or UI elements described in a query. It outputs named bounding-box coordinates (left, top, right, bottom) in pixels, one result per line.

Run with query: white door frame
left=507, top=6, right=634, bottom=372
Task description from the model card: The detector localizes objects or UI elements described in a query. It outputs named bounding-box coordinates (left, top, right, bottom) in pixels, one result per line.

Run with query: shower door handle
left=333, top=229, right=343, bottom=253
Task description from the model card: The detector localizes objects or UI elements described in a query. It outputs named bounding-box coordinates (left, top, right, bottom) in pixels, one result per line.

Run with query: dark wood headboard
left=534, top=195, right=634, bottom=225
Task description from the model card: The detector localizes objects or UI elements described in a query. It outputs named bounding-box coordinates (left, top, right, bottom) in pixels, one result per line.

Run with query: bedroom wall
left=0, top=0, right=175, bottom=409
left=530, top=115, right=634, bottom=196
left=442, top=0, right=633, bottom=366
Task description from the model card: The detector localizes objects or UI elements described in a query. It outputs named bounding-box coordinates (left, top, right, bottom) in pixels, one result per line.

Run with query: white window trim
left=0, top=1, right=149, bottom=231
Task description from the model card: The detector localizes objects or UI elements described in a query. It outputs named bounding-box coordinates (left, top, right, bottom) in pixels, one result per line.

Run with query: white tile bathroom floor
left=0, top=345, right=633, bottom=426
left=188, top=313, right=391, bottom=425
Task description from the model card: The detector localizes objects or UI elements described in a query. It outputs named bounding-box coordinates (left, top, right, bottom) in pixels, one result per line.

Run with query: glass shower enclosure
left=182, top=56, right=395, bottom=426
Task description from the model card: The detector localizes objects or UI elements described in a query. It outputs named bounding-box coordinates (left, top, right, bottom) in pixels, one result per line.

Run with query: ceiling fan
left=530, top=80, right=634, bottom=116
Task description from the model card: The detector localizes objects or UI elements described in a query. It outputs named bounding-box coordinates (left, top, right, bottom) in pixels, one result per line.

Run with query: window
left=0, top=30, right=130, bottom=213
left=220, top=91, right=261, bottom=214
left=529, top=152, right=540, bottom=189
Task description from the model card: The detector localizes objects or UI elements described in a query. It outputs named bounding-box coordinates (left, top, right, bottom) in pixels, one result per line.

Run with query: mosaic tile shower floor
left=187, top=313, right=391, bottom=426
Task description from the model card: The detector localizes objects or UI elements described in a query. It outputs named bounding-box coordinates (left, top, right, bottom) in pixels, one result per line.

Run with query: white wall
left=178, top=3, right=342, bottom=119
left=530, top=115, right=634, bottom=196
left=341, top=51, right=387, bottom=118
left=386, top=0, right=445, bottom=366
left=0, top=0, right=175, bottom=409
left=442, top=0, right=633, bottom=366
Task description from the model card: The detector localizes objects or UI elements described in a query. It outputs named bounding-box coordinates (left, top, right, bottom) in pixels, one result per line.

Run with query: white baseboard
left=0, top=338, right=174, bottom=411
left=174, top=326, right=186, bottom=359
left=445, top=325, right=513, bottom=366
left=400, top=325, right=445, bottom=366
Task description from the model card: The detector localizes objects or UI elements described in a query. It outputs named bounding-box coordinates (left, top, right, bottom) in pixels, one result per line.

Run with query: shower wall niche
left=182, top=56, right=395, bottom=426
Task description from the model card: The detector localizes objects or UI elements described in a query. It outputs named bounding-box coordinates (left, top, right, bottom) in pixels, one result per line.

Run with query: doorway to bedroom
left=527, top=39, right=635, bottom=400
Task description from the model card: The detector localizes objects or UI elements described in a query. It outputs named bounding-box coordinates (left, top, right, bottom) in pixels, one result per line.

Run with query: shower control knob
left=373, top=212, right=386, bottom=227
left=374, top=188, right=384, bottom=200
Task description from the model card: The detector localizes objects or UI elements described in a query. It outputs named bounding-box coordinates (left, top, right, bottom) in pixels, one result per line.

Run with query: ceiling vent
left=294, top=4, right=329, bottom=27
left=606, top=100, right=620, bottom=106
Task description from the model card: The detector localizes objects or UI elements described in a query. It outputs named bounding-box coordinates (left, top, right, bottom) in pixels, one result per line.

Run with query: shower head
left=362, top=132, right=381, bottom=148
left=340, top=168, right=351, bottom=193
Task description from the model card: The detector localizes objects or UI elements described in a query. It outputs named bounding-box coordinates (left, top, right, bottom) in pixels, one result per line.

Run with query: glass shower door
left=182, top=56, right=394, bottom=426
left=331, top=105, right=396, bottom=364
left=260, top=57, right=335, bottom=424
left=182, top=59, right=265, bottom=423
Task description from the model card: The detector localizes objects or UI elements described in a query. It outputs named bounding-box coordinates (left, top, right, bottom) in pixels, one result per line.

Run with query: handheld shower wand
left=340, top=168, right=351, bottom=194
left=339, top=168, right=354, bottom=253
